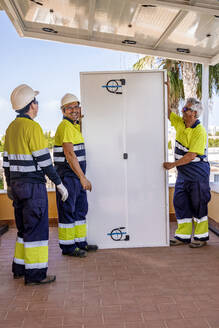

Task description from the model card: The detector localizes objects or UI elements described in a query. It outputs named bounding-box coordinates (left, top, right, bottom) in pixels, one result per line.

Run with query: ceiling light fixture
left=141, top=5, right=156, bottom=7
left=176, top=48, right=190, bottom=53
left=42, top=27, right=58, bottom=33
left=122, top=40, right=136, bottom=45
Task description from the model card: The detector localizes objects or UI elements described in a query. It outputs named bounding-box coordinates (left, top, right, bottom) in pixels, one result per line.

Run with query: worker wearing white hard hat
left=3, top=84, right=68, bottom=285
left=163, top=82, right=211, bottom=248
left=53, top=93, right=98, bottom=257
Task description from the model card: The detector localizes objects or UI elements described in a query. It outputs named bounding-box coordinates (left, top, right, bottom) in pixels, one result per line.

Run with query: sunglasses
left=66, top=105, right=81, bottom=111
left=182, top=106, right=191, bottom=113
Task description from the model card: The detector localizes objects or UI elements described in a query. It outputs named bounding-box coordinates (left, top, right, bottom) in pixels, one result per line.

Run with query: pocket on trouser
left=11, top=182, right=33, bottom=201
left=200, top=182, right=211, bottom=204
left=24, top=199, right=47, bottom=221
left=23, top=197, right=49, bottom=244
left=173, top=182, right=192, bottom=219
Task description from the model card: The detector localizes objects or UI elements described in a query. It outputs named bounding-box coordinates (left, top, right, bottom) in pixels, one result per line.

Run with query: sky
left=0, top=11, right=218, bottom=135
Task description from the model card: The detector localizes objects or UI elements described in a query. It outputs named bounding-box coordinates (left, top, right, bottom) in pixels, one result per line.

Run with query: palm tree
left=133, top=56, right=219, bottom=113
left=196, top=64, right=219, bottom=99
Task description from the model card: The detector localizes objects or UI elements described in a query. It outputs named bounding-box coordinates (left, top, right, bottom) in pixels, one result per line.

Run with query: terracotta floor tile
left=0, top=319, right=23, bottom=328
left=125, top=323, right=147, bottom=328
left=165, top=319, right=190, bottom=328
left=143, top=310, right=182, bottom=321
left=0, top=225, right=219, bottom=328
left=104, top=324, right=125, bottom=328
left=43, top=317, right=63, bottom=327
left=206, top=316, right=219, bottom=328
left=144, top=320, right=166, bottom=328
left=184, top=318, right=210, bottom=328
left=158, top=302, right=199, bottom=312
left=63, top=325, right=83, bottom=328
left=103, top=310, right=143, bottom=324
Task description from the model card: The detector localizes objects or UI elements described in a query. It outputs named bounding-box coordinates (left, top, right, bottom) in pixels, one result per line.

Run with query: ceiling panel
left=162, top=12, right=219, bottom=56
left=1, top=0, right=219, bottom=64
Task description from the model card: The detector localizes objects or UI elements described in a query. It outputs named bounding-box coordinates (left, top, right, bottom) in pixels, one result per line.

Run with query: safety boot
left=13, top=273, right=24, bottom=279
left=189, top=240, right=207, bottom=248
left=81, top=245, right=98, bottom=252
left=170, top=238, right=187, bottom=246
left=62, top=247, right=87, bottom=257
left=25, top=275, right=56, bottom=286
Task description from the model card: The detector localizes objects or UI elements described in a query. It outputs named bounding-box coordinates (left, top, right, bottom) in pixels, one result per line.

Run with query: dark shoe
left=170, top=238, right=187, bottom=246
left=81, top=245, right=98, bottom=252
left=13, top=273, right=24, bottom=279
left=62, top=247, right=87, bottom=258
left=189, top=241, right=207, bottom=248
left=25, top=275, right=56, bottom=286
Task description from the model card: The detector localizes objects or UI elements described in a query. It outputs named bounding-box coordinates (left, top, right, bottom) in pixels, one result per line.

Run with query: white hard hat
left=11, top=84, right=39, bottom=110
left=61, top=93, right=79, bottom=108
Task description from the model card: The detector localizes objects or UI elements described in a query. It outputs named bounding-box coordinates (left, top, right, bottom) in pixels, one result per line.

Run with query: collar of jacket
left=191, top=119, right=200, bottom=128
left=16, top=114, right=32, bottom=120
left=63, top=116, right=78, bottom=125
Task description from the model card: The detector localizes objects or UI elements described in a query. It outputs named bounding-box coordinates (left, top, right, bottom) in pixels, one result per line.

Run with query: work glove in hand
left=57, top=183, right=68, bottom=202
left=7, top=186, right=14, bottom=201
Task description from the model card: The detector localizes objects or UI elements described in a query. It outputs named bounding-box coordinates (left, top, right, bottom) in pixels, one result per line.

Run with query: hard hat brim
left=61, top=100, right=79, bottom=109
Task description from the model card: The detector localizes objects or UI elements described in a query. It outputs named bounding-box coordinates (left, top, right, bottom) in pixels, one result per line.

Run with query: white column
left=202, top=64, right=209, bottom=150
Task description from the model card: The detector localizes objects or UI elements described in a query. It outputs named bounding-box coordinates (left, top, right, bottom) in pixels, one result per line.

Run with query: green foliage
left=133, top=56, right=185, bottom=111
left=44, top=131, right=54, bottom=149
left=208, top=138, right=219, bottom=147
left=168, top=140, right=172, bottom=149
left=133, top=57, right=219, bottom=103
left=0, top=136, right=5, bottom=152
left=0, top=178, right=3, bottom=190
left=0, top=142, right=3, bottom=152
left=196, top=63, right=219, bottom=99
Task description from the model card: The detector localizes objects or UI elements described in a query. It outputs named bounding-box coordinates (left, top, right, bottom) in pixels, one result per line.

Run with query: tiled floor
left=0, top=223, right=219, bottom=328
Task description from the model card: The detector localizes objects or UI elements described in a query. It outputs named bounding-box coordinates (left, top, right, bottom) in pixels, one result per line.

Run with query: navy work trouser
left=11, top=181, right=49, bottom=283
left=173, top=178, right=211, bottom=243
left=56, top=176, right=88, bottom=254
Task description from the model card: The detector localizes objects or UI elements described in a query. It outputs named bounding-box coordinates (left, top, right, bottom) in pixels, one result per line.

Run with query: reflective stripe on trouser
left=11, top=181, right=48, bottom=282
left=173, top=179, right=211, bottom=242
left=56, top=176, right=88, bottom=254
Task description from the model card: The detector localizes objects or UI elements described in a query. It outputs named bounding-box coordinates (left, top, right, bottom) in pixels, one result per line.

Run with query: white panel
left=81, top=73, right=127, bottom=249
left=125, top=72, right=167, bottom=246
left=80, top=71, right=168, bottom=249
